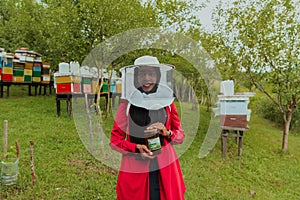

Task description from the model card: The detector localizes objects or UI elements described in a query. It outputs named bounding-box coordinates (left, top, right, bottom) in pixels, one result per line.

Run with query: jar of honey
left=144, top=129, right=162, bottom=155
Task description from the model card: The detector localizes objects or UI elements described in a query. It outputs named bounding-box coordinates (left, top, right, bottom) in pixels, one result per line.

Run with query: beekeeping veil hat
left=120, top=55, right=174, bottom=110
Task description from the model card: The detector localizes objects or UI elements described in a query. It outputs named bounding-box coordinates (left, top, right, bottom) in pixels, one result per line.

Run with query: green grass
left=0, top=85, right=299, bottom=199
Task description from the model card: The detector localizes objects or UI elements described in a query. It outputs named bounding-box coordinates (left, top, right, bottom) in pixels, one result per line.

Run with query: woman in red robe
left=110, top=56, right=186, bottom=200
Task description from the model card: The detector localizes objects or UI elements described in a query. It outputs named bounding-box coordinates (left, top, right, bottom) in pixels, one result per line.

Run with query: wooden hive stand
left=220, top=126, right=249, bottom=157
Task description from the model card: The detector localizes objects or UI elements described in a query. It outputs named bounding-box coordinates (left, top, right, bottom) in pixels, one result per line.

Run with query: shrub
left=253, top=96, right=300, bottom=133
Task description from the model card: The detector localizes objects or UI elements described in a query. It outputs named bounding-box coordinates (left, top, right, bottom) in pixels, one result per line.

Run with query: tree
left=152, top=0, right=205, bottom=32
left=0, top=0, right=46, bottom=52
left=0, top=0, right=205, bottom=68
left=0, top=0, right=159, bottom=67
left=211, top=0, right=300, bottom=151
left=39, top=0, right=160, bottom=67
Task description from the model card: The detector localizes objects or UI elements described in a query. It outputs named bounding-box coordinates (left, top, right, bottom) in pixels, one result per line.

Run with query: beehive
left=81, top=75, right=92, bottom=94
left=32, top=62, right=42, bottom=83
left=41, top=62, right=51, bottom=84
left=213, top=80, right=255, bottom=129
left=54, top=72, right=81, bottom=94
left=15, top=48, right=28, bottom=62
left=13, top=62, right=25, bottom=83
left=2, top=54, right=13, bottom=82
left=80, top=66, right=92, bottom=94
left=91, top=77, right=99, bottom=94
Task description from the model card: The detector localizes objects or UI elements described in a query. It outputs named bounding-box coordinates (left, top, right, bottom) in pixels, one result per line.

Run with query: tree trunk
left=282, top=111, right=292, bottom=151
left=206, top=83, right=211, bottom=112
left=200, top=83, right=204, bottom=105
left=191, top=84, right=197, bottom=110
left=206, top=91, right=211, bottom=112
left=188, top=86, right=192, bottom=103
left=174, top=83, right=180, bottom=101
left=180, top=77, right=186, bottom=101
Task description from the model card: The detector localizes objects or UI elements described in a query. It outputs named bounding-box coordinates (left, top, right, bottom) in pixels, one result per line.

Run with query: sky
left=195, top=0, right=238, bottom=32
left=196, top=0, right=219, bottom=31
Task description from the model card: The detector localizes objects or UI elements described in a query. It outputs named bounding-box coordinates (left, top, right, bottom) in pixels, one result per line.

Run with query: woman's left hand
left=147, top=122, right=169, bottom=137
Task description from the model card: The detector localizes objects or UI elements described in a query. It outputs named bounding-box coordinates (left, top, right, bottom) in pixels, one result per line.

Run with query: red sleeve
left=168, top=102, right=185, bottom=144
left=110, top=102, right=137, bottom=154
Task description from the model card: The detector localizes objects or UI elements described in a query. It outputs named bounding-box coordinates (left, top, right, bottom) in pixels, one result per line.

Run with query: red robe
left=110, top=100, right=186, bottom=200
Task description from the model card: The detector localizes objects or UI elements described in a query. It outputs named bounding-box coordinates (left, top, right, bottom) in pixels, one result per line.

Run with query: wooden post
left=56, top=95, right=61, bottom=117
left=1, top=84, right=4, bottom=98
left=34, top=84, right=38, bottom=96
left=15, top=140, right=20, bottom=159
left=6, top=84, right=10, bottom=97
left=67, top=94, right=72, bottom=117
left=238, top=131, right=244, bottom=156
left=221, top=128, right=245, bottom=157
left=3, top=120, right=8, bottom=155
left=221, top=129, right=227, bottom=157
left=28, top=85, right=32, bottom=96
left=30, top=141, right=37, bottom=186
left=85, top=94, right=94, bottom=153
left=43, top=85, right=47, bottom=95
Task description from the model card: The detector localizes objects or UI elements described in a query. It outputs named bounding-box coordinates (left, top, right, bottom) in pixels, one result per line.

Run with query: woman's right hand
left=136, top=144, right=155, bottom=159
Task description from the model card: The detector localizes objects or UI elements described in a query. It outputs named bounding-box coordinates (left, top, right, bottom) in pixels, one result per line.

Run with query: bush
left=253, top=96, right=282, bottom=127
left=291, top=107, right=300, bottom=134
left=253, top=96, right=300, bottom=133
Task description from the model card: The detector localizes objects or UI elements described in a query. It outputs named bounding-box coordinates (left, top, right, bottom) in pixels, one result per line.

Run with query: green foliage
left=291, top=107, right=300, bottom=134
left=253, top=96, right=283, bottom=127
left=208, top=0, right=300, bottom=150
left=0, top=0, right=202, bottom=70
left=211, top=0, right=300, bottom=97
left=0, top=0, right=159, bottom=68
left=1, top=145, right=17, bottom=160
left=250, top=94, right=300, bottom=134
left=0, top=0, right=44, bottom=52
left=154, top=0, right=205, bottom=32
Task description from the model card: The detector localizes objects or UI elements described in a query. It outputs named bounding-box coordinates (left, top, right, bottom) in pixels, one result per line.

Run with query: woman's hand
left=136, top=144, right=155, bottom=159
left=147, top=122, right=169, bottom=137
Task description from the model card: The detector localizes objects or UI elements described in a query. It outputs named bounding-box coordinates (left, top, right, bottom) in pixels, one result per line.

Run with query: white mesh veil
left=120, top=56, right=174, bottom=110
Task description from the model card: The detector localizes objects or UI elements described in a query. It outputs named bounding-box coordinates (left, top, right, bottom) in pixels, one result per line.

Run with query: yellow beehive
left=3, top=67, right=13, bottom=74
left=55, top=75, right=81, bottom=84
left=32, top=77, right=41, bottom=82
left=55, top=76, right=71, bottom=84
left=24, top=69, right=32, bottom=76
left=91, top=78, right=99, bottom=94
left=13, top=76, right=24, bottom=83
left=116, top=80, right=122, bottom=94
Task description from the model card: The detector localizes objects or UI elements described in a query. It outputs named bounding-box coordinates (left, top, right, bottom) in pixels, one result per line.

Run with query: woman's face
left=137, top=66, right=158, bottom=93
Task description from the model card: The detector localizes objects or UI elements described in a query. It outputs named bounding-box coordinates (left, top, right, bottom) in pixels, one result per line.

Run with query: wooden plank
left=3, top=120, right=8, bottom=155
left=220, top=126, right=249, bottom=131
left=220, top=115, right=248, bottom=129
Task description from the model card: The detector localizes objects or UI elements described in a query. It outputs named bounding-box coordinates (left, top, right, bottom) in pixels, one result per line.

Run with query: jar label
left=147, top=137, right=161, bottom=151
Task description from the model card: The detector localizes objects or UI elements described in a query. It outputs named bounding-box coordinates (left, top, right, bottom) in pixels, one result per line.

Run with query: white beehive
left=70, top=61, right=80, bottom=74
left=58, top=62, right=70, bottom=73
left=213, top=80, right=255, bottom=129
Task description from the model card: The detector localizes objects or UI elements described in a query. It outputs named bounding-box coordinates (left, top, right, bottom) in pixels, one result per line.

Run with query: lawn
left=0, top=85, right=299, bottom=199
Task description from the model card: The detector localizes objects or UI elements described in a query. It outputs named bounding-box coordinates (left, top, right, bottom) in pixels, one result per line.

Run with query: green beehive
left=82, top=77, right=92, bottom=84
left=13, top=69, right=24, bottom=77
left=100, top=79, right=109, bottom=93
left=24, top=75, right=32, bottom=82
left=32, top=71, right=41, bottom=77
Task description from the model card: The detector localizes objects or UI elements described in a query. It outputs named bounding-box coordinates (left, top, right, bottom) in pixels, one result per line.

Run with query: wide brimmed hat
left=119, top=55, right=175, bottom=110
left=121, top=55, right=174, bottom=71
